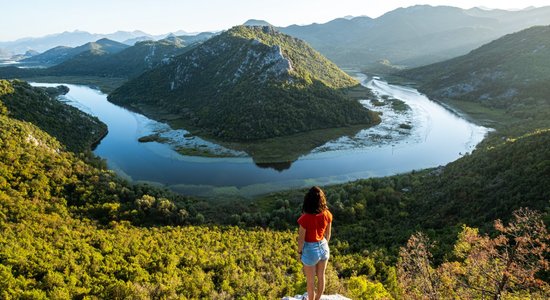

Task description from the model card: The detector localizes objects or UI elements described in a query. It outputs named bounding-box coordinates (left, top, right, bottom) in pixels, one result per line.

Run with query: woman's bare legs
left=303, top=265, right=316, bottom=300
left=315, top=259, right=328, bottom=300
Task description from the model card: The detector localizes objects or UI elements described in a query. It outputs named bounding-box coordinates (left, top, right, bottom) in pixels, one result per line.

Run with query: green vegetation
left=399, top=25, right=550, bottom=137
left=175, top=146, right=236, bottom=158
left=109, top=26, right=380, bottom=142
left=137, top=133, right=169, bottom=143
left=0, top=85, right=398, bottom=298
left=0, top=79, right=107, bottom=152
left=1, top=51, right=548, bottom=298
left=0, top=34, right=213, bottom=84
left=398, top=209, right=549, bottom=299
left=1, top=23, right=550, bottom=299
left=45, top=34, right=212, bottom=79
left=21, top=38, right=129, bottom=66
left=370, top=99, right=386, bottom=106
left=245, top=129, right=550, bottom=256
left=390, top=99, right=408, bottom=112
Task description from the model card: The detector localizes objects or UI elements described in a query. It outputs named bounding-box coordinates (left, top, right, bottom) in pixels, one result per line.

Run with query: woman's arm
left=324, top=222, right=332, bottom=242
left=298, top=225, right=306, bottom=254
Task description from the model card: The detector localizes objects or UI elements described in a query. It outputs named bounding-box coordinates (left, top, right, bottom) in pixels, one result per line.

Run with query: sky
left=1, top=0, right=549, bottom=41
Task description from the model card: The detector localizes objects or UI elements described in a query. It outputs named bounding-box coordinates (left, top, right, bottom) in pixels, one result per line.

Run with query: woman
left=297, top=186, right=333, bottom=300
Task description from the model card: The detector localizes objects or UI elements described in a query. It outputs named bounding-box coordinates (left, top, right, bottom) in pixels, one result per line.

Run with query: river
left=33, top=74, right=490, bottom=197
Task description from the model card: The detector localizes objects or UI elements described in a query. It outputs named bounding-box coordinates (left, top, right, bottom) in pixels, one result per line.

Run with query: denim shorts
left=301, top=238, right=330, bottom=266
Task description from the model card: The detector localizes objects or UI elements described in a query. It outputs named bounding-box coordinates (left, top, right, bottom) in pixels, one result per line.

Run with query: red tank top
left=297, top=210, right=332, bottom=242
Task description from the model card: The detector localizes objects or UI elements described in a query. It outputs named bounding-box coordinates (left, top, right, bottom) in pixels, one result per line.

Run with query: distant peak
left=243, top=19, right=272, bottom=27
left=474, top=6, right=495, bottom=11
left=95, top=38, right=114, bottom=43
left=229, top=25, right=280, bottom=38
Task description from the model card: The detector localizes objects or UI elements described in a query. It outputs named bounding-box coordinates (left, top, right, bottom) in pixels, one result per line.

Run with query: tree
left=397, top=232, right=440, bottom=300
left=398, top=208, right=549, bottom=299
left=451, top=208, right=550, bottom=299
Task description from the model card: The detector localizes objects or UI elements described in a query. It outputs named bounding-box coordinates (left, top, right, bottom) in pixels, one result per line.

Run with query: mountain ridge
left=0, top=33, right=214, bottom=80
left=279, top=5, right=550, bottom=69
left=21, top=38, right=129, bottom=66
left=45, top=33, right=215, bottom=78
left=398, top=25, right=550, bottom=111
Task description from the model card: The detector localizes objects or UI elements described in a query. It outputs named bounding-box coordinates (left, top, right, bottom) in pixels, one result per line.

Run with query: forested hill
left=0, top=80, right=106, bottom=152
left=0, top=33, right=214, bottom=80
left=400, top=25, right=550, bottom=107
left=45, top=33, right=215, bottom=78
left=21, top=38, right=129, bottom=66
left=109, top=25, right=379, bottom=141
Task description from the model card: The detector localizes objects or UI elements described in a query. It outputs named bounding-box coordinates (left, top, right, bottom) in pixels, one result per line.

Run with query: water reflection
left=254, top=161, right=293, bottom=172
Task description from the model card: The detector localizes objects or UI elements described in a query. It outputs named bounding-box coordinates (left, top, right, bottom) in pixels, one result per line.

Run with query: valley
left=31, top=70, right=488, bottom=197
left=0, top=3, right=549, bottom=299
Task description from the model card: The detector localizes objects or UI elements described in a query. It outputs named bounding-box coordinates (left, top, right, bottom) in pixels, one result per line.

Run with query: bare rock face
left=170, top=37, right=293, bottom=90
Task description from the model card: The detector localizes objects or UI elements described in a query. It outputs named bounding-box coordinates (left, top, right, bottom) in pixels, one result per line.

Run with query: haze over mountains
left=279, top=5, right=550, bottom=69
left=0, top=29, right=199, bottom=57
left=45, top=33, right=216, bottom=78
left=3, top=5, right=550, bottom=72
left=0, top=33, right=215, bottom=80
left=21, top=38, right=130, bottom=66
left=400, top=25, right=550, bottom=136
left=401, top=25, right=550, bottom=107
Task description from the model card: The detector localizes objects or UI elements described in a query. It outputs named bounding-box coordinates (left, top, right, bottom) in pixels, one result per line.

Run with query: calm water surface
left=33, top=75, right=490, bottom=197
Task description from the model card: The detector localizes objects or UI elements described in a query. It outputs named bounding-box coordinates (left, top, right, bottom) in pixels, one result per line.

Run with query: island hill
left=108, top=25, right=380, bottom=144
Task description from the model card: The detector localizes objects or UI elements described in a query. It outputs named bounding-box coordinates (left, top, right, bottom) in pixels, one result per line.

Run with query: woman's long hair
left=302, top=186, right=328, bottom=214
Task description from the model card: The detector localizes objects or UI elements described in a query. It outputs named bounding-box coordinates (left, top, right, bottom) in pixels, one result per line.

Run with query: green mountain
left=21, top=38, right=129, bottom=66
left=0, top=34, right=214, bottom=82
left=46, top=33, right=214, bottom=78
left=400, top=25, right=550, bottom=105
left=280, top=5, right=550, bottom=69
left=243, top=19, right=272, bottom=26
left=0, top=29, right=152, bottom=54
left=399, top=25, right=550, bottom=137
left=0, top=79, right=107, bottom=152
left=109, top=25, right=379, bottom=141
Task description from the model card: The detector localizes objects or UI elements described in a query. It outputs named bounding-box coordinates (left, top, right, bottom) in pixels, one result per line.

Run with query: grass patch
left=371, top=99, right=386, bottom=106
left=344, top=84, right=375, bottom=100
left=137, top=134, right=169, bottom=143
left=443, top=99, right=512, bottom=128
left=174, top=146, right=236, bottom=158
left=390, top=98, right=409, bottom=112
